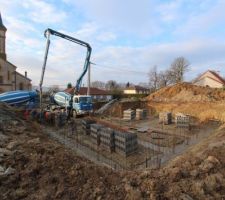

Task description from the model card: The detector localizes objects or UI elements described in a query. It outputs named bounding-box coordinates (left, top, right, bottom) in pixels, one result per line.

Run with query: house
left=64, top=87, right=112, bottom=101
left=192, top=70, right=225, bottom=88
left=0, top=12, right=32, bottom=93
left=123, top=85, right=150, bottom=95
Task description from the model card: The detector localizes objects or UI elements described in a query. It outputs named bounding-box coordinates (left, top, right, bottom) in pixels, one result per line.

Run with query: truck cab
left=72, top=95, right=93, bottom=117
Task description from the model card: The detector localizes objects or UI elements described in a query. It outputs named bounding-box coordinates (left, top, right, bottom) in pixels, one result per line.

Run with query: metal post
left=87, top=62, right=90, bottom=95
left=39, top=31, right=51, bottom=118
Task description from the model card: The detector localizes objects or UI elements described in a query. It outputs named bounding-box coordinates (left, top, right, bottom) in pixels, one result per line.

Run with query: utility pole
left=87, top=62, right=90, bottom=95
left=39, top=30, right=51, bottom=119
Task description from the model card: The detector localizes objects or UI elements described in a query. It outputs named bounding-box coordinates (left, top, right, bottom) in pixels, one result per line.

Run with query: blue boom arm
left=39, top=28, right=92, bottom=95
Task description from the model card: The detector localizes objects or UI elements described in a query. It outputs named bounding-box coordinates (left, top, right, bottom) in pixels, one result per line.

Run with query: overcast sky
left=1, top=0, right=225, bottom=87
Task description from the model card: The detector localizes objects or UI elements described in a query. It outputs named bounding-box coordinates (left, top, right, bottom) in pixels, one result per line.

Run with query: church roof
left=0, top=12, right=7, bottom=31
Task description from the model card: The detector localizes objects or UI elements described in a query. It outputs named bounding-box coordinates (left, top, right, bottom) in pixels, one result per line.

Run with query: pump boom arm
left=39, top=28, right=92, bottom=94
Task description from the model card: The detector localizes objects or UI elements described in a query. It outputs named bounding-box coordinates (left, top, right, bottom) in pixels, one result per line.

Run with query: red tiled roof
left=64, top=87, right=110, bottom=95
left=208, top=70, right=225, bottom=85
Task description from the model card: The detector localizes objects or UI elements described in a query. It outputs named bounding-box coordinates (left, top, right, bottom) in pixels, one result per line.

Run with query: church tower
left=0, top=12, right=7, bottom=60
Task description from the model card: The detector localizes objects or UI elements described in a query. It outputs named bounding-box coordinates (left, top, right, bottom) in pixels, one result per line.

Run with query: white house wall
left=194, top=76, right=223, bottom=88
left=124, top=89, right=137, bottom=94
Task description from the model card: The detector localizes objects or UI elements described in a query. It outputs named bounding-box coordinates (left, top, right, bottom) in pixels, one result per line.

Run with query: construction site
left=0, top=82, right=225, bottom=199
left=0, top=7, right=224, bottom=199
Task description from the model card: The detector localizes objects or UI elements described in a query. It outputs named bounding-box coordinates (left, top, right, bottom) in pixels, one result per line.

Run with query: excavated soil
left=146, top=83, right=225, bottom=122
left=0, top=102, right=225, bottom=199
left=0, top=103, right=125, bottom=200
left=147, top=82, right=225, bottom=102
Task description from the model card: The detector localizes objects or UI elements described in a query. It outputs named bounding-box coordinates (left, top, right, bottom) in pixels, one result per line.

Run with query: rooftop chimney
left=25, top=71, right=27, bottom=77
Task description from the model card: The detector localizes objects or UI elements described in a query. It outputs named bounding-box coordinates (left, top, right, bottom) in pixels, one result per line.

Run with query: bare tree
left=44, top=85, right=60, bottom=99
left=148, top=65, right=158, bottom=91
left=118, top=82, right=127, bottom=89
left=158, top=70, right=171, bottom=88
left=126, top=82, right=130, bottom=88
left=91, top=81, right=105, bottom=89
left=105, top=80, right=119, bottom=90
left=169, top=57, right=190, bottom=83
left=138, top=82, right=149, bottom=88
left=48, top=85, right=60, bottom=93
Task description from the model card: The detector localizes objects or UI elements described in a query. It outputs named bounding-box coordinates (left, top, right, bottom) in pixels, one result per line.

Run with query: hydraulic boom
left=39, top=28, right=92, bottom=112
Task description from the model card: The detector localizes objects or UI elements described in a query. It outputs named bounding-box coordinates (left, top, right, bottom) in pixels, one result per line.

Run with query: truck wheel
left=73, top=110, right=77, bottom=118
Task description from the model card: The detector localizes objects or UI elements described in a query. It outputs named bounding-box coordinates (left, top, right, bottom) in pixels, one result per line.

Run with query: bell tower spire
left=0, top=12, right=7, bottom=60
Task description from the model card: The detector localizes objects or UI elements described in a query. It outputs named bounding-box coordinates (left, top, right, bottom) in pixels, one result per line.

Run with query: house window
left=0, top=76, right=3, bottom=84
left=8, top=71, right=10, bottom=81
left=19, top=82, right=24, bottom=90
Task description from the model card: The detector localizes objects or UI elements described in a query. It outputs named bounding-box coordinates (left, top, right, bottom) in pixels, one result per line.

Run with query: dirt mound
left=0, top=104, right=126, bottom=200
left=147, top=82, right=225, bottom=102
left=124, top=126, right=225, bottom=200
left=148, top=101, right=225, bottom=122
left=0, top=102, right=24, bottom=121
left=0, top=103, right=224, bottom=199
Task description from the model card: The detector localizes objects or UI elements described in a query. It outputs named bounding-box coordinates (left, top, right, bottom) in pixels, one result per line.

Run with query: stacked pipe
left=90, top=123, right=103, bottom=145
left=159, top=112, right=172, bottom=125
left=81, top=119, right=96, bottom=135
left=114, top=131, right=138, bottom=157
left=123, top=109, right=135, bottom=121
left=99, top=127, right=115, bottom=152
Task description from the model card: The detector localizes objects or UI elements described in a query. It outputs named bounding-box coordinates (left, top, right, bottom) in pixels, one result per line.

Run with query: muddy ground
left=0, top=120, right=126, bottom=200
left=0, top=101, right=225, bottom=200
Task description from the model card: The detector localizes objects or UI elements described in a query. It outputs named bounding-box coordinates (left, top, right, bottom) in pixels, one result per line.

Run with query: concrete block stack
left=136, top=109, right=148, bottom=120
left=99, top=127, right=115, bottom=152
left=114, top=131, right=138, bottom=157
left=142, top=109, right=148, bottom=119
left=159, top=112, right=172, bottom=125
left=81, top=119, right=96, bottom=135
left=136, top=109, right=143, bottom=120
left=90, top=123, right=103, bottom=146
left=175, top=113, right=190, bottom=128
left=123, top=109, right=135, bottom=121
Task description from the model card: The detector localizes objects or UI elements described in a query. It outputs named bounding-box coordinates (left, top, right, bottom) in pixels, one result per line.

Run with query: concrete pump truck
left=39, top=28, right=93, bottom=118
left=0, top=28, right=93, bottom=118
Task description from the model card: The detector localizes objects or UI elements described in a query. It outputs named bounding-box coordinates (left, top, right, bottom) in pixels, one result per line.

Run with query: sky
left=1, top=0, right=225, bottom=87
